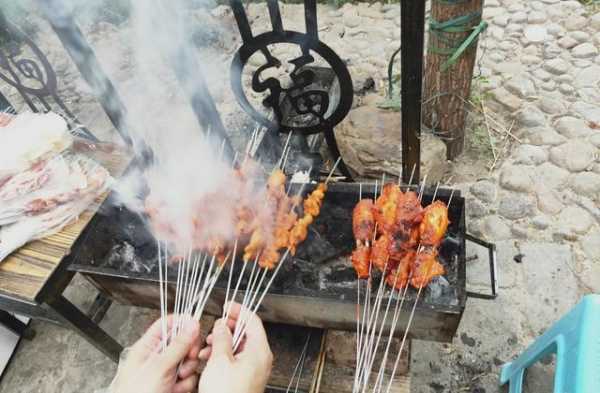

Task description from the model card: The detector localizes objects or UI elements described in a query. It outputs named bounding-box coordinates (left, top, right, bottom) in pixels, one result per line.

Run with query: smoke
left=39, top=0, right=265, bottom=253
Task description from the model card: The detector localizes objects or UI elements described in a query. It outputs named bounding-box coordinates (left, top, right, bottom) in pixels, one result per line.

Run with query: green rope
left=428, top=11, right=488, bottom=72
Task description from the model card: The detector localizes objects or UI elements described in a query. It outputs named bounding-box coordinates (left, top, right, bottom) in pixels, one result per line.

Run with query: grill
left=68, top=180, right=494, bottom=343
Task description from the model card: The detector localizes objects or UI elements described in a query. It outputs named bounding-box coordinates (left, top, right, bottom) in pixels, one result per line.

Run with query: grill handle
left=465, top=233, right=498, bottom=300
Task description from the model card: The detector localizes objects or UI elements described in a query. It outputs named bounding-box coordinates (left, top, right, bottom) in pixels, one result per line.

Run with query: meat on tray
left=144, top=159, right=327, bottom=271
left=0, top=111, right=112, bottom=263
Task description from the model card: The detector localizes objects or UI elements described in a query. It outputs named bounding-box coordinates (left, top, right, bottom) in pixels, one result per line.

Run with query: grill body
left=69, top=183, right=467, bottom=342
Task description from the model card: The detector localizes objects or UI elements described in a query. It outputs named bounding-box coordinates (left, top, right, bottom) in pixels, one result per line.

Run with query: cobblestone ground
left=0, top=1, right=599, bottom=392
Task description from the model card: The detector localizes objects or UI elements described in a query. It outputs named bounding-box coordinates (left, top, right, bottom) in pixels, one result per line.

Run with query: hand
left=198, top=302, right=273, bottom=393
left=110, top=315, right=201, bottom=393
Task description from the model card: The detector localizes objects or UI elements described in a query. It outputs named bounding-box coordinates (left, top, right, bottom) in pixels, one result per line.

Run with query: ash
left=76, top=187, right=462, bottom=308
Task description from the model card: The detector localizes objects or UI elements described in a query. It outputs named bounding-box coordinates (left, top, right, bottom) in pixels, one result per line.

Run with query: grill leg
left=0, top=309, right=27, bottom=337
left=47, top=295, right=122, bottom=363
left=88, top=293, right=113, bottom=324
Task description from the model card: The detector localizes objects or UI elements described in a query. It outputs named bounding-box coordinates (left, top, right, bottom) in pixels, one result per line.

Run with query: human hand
left=110, top=315, right=201, bottom=393
left=198, top=302, right=273, bottom=393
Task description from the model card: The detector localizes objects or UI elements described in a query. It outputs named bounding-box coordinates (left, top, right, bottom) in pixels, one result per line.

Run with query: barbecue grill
left=69, top=180, right=496, bottom=342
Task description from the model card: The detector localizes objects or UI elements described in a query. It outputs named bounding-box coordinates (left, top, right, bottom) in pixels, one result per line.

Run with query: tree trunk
left=423, top=0, right=484, bottom=160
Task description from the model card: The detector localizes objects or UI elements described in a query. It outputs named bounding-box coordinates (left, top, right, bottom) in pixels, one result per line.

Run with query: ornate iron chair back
left=0, top=18, right=97, bottom=141
left=228, top=0, right=354, bottom=179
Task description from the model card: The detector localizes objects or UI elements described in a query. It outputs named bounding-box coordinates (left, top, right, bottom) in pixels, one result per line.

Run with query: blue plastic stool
left=499, top=294, right=600, bottom=393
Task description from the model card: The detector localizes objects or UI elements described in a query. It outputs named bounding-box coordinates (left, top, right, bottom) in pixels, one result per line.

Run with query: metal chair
left=228, top=0, right=354, bottom=179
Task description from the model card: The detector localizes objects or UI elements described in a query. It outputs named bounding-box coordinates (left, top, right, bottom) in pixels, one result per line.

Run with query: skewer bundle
left=147, top=127, right=339, bottom=352
left=350, top=174, right=454, bottom=393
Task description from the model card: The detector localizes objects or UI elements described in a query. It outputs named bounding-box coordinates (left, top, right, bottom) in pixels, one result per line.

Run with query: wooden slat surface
left=318, top=330, right=410, bottom=393
left=0, top=147, right=130, bottom=302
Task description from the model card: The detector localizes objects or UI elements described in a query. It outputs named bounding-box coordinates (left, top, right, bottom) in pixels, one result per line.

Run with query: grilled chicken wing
left=351, top=245, right=371, bottom=279
left=410, top=247, right=445, bottom=288
left=419, top=200, right=449, bottom=247
left=352, top=199, right=375, bottom=244
left=385, top=250, right=415, bottom=289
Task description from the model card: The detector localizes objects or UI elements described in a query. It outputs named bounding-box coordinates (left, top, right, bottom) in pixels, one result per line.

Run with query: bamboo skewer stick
left=286, top=334, right=312, bottom=393
left=157, top=240, right=167, bottom=351
left=223, top=240, right=239, bottom=317
left=353, top=172, right=428, bottom=392
left=372, top=271, right=413, bottom=393
left=383, top=186, right=455, bottom=393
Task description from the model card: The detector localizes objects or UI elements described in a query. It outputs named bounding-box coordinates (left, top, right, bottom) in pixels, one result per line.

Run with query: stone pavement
left=1, top=0, right=599, bottom=392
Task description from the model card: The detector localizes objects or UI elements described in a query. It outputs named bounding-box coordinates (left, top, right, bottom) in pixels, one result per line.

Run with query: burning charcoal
left=106, top=242, right=151, bottom=275
left=322, top=262, right=356, bottom=285
left=425, top=275, right=447, bottom=300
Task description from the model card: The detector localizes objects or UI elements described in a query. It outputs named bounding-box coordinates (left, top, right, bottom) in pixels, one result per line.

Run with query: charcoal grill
left=69, top=181, right=496, bottom=343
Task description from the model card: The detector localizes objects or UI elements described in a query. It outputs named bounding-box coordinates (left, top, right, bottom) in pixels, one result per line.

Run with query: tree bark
left=423, top=0, right=484, bottom=160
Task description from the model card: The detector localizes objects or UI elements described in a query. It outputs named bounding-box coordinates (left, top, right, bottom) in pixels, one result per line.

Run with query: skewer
left=225, top=258, right=249, bottom=320
left=182, top=254, right=201, bottom=321
left=371, top=271, right=413, bottom=393
left=157, top=240, right=167, bottom=351
left=397, top=164, right=416, bottom=188
left=191, top=253, right=220, bottom=320
left=278, top=132, right=294, bottom=170
left=177, top=247, right=194, bottom=335
left=286, top=334, right=312, bottom=393
left=222, top=240, right=239, bottom=317
left=194, top=259, right=227, bottom=321
left=171, top=251, right=185, bottom=338
left=325, top=157, right=342, bottom=184
left=219, top=138, right=227, bottom=160
left=232, top=248, right=291, bottom=351
left=232, top=266, right=268, bottom=345
left=353, top=219, right=379, bottom=392
left=355, top=173, right=429, bottom=392
left=293, top=334, right=311, bottom=393
left=354, top=182, right=382, bottom=391
left=418, top=174, right=428, bottom=202
left=234, top=160, right=339, bottom=350
left=231, top=254, right=260, bottom=343
left=281, top=133, right=294, bottom=173
left=383, top=181, right=454, bottom=393
left=184, top=253, right=208, bottom=318
left=404, top=165, right=416, bottom=191
left=356, top=259, right=390, bottom=391
left=189, top=253, right=217, bottom=319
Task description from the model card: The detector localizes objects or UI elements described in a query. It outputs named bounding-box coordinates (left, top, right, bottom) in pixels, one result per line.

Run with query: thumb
left=210, top=319, right=233, bottom=359
left=159, top=319, right=200, bottom=370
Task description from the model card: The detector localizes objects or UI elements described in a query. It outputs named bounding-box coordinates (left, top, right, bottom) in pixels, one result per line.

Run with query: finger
left=224, top=301, right=242, bottom=321
left=198, top=346, right=212, bottom=360
left=226, top=318, right=236, bottom=331
left=178, top=359, right=200, bottom=379
left=237, top=313, right=271, bottom=359
left=173, top=375, right=199, bottom=393
left=129, top=315, right=175, bottom=360
left=187, top=340, right=201, bottom=360
left=159, top=319, right=200, bottom=370
left=210, top=318, right=233, bottom=360
left=205, top=334, right=213, bottom=345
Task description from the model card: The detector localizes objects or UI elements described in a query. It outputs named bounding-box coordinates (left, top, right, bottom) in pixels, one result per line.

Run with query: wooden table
left=262, top=326, right=411, bottom=393
left=0, top=147, right=130, bottom=362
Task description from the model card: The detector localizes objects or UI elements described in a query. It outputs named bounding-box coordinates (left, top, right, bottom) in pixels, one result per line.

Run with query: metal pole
left=37, top=0, right=133, bottom=147
left=400, top=0, right=425, bottom=185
